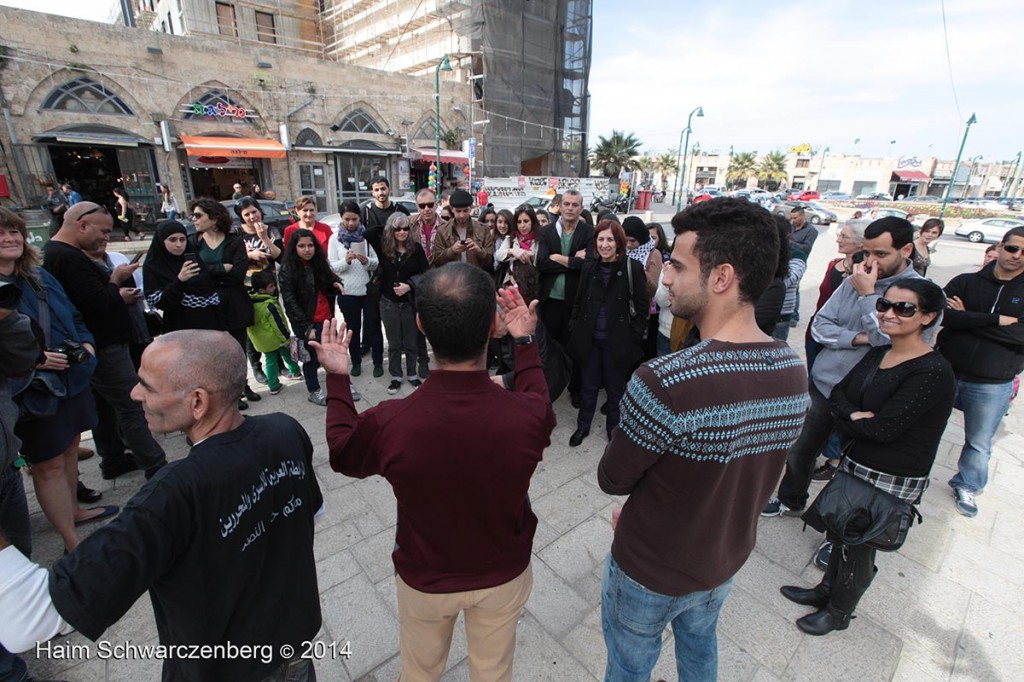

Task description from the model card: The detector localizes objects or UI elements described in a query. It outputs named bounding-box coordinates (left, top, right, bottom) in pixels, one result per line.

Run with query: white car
left=954, top=218, right=1024, bottom=244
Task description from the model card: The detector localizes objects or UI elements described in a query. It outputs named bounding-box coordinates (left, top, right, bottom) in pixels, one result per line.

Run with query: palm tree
left=654, top=153, right=677, bottom=192
left=591, top=130, right=643, bottom=177
left=757, top=151, right=788, bottom=190
left=726, top=152, right=758, bottom=189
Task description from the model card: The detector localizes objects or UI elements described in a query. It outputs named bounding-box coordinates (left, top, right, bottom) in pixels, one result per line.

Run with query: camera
left=0, top=280, right=22, bottom=309
left=49, top=339, right=91, bottom=365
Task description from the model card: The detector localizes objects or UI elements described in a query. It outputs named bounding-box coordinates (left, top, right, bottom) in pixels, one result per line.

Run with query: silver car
left=954, top=218, right=1024, bottom=244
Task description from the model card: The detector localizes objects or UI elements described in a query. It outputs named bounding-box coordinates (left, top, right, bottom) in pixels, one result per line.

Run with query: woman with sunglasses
left=781, top=278, right=954, bottom=636
left=378, top=213, right=429, bottom=394
left=188, top=198, right=259, bottom=409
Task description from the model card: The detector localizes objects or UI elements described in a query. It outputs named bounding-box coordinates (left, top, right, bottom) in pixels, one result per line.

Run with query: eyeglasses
left=393, top=226, right=410, bottom=232
left=417, top=202, right=435, bottom=209
left=1002, top=244, right=1023, bottom=254
left=191, top=212, right=205, bottom=219
left=77, top=206, right=108, bottom=220
left=875, top=298, right=919, bottom=317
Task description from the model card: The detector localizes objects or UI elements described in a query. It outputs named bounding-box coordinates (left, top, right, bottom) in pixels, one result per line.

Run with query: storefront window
left=335, top=154, right=385, bottom=204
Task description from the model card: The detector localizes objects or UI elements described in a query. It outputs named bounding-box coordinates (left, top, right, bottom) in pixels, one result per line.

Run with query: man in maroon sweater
left=315, top=262, right=555, bottom=681
left=597, top=198, right=809, bottom=680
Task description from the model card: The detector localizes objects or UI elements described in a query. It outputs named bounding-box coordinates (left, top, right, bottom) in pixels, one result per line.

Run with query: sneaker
left=307, top=389, right=327, bottom=406
left=243, top=385, right=262, bottom=402
left=351, top=390, right=362, bottom=402
left=811, top=461, right=837, bottom=482
left=269, top=385, right=283, bottom=395
left=253, top=367, right=269, bottom=385
left=789, top=318, right=799, bottom=328
left=238, top=399, right=248, bottom=411
left=418, top=363, right=429, bottom=380
left=350, top=364, right=362, bottom=377
left=286, top=370, right=303, bottom=380
left=953, top=487, right=978, bottom=517
left=761, top=496, right=801, bottom=517
left=387, top=379, right=401, bottom=395
left=373, top=365, right=385, bottom=378
left=408, top=378, right=422, bottom=388
left=813, top=539, right=833, bottom=570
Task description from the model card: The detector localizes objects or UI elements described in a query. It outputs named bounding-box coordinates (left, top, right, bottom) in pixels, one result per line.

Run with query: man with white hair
left=0, top=330, right=323, bottom=681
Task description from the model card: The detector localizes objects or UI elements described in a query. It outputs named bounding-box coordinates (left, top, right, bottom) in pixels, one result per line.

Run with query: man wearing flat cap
left=429, top=189, right=494, bottom=270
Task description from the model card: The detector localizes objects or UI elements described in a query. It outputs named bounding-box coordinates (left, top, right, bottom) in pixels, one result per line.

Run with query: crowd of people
left=0, top=182, right=1020, bottom=681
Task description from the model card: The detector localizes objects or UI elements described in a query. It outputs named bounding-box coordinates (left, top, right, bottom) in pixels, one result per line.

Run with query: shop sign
left=183, top=102, right=252, bottom=121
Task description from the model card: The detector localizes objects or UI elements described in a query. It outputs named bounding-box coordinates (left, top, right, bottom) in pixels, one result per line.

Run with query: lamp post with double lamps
left=673, top=106, right=704, bottom=212
left=433, top=54, right=453, bottom=189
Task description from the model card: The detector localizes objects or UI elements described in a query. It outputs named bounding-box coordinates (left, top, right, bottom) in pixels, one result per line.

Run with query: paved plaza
left=22, top=207, right=1024, bottom=681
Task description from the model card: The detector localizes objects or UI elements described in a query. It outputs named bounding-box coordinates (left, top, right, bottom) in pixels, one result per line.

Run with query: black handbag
left=801, top=470, right=922, bottom=552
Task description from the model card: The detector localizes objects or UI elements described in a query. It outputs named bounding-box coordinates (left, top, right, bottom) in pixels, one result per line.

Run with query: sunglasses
left=417, top=202, right=435, bottom=209
left=1002, top=244, right=1023, bottom=254
left=77, top=206, right=108, bottom=220
left=393, top=226, right=410, bottom=232
left=191, top=212, right=205, bottom=219
left=875, top=298, right=918, bottom=317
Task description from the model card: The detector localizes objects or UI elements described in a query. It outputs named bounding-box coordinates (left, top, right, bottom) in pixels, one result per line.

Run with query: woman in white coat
left=328, top=199, right=381, bottom=377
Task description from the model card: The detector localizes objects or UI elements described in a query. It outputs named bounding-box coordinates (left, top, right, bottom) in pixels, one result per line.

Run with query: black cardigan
left=567, top=258, right=649, bottom=368
left=536, top=221, right=595, bottom=305
left=379, top=245, right=429, bottom=303
left=830, top=346, right=955, bottom=477
left=188, top=232, right=253, bottom=330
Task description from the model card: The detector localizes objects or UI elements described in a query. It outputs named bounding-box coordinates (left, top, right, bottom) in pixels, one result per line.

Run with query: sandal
left=75, top=505, right=120, bottom=527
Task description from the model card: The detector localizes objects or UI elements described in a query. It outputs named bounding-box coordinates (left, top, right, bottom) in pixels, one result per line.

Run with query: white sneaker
left=351, top=390, right=362, bottom=402
left=307, top=389, right=326, bottom=406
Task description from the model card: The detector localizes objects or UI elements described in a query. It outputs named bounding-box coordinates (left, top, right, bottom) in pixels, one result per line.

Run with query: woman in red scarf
left=494, top=205, right=541, bottom=287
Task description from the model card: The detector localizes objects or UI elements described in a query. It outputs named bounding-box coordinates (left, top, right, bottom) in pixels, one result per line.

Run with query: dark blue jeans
left=601, top=554, right=732, bottom=681
left=0, top=466, right=31, bottom=682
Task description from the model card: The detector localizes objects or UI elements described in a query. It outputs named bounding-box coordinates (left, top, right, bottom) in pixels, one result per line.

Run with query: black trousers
left=818, top=538, right=877, bottom=615
left=541, top=298, right=580, bottom=395
left=778, top=383, right=835, bottom=510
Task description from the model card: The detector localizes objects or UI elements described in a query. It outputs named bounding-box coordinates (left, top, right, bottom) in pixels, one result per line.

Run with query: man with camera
left=0, top=284, right=41, bottom=682
left=42, top=202, right=166, bottom=480
left=428, top=189, right=494, bottom=270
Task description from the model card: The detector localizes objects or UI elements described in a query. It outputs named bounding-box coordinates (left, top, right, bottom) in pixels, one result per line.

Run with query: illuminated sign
left=183, top=102, right=252, bottom=120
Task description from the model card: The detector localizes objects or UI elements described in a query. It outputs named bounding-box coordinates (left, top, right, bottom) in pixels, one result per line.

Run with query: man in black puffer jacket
left=937, top=226, right=1024, bottom=518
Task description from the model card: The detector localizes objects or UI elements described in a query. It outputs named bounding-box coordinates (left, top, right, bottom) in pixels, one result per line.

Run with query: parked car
left=181, top=199, right=296, bottom=235
left=771, top=200, right=836, bottom=225
left=855, top=192, right=894, bottom=201
left=691, top=189, right=724, bottom=204
left=904, top=195, right=941, bottom=203
left=788, top=190, right=820, bottom=201
left=957, top=198, right=1005, bottom=211
left=954, top=218, right=1024, bottom=244
left=873, top=207, right=910, bottom=220
left=522, top=196, right=553, bottom=212
left=820, top=191, right=851, bottom=200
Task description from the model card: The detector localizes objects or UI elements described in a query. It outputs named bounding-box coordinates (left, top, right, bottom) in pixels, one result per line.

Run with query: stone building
left=0, top=5, right=471, bottom=220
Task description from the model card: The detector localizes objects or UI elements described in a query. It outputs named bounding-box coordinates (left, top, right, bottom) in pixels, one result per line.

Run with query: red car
left=788, top=190, right=820, bottom=201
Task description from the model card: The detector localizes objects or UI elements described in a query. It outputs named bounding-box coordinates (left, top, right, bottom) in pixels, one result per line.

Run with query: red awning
left=414, top=147, right=469, bottom=164
left=180, top=135, right=287, bottom=159
left=893, top=170, right=930, bottom=182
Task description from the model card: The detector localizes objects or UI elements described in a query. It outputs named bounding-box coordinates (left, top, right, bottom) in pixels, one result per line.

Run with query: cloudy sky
left=2, top=0, right=1021, bottom=162
left=590, top=0, right=1024, bottom=161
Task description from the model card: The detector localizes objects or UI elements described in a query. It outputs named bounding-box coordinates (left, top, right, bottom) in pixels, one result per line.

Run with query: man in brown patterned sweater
left=597, top=198, right=810, bottom=681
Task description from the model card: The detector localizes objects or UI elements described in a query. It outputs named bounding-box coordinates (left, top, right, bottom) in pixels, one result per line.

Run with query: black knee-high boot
left=797, top=541, right=875, bottom=635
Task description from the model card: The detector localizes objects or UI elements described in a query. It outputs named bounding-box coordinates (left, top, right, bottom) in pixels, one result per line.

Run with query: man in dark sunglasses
left=763, top=217, right=929, bottom=527
left=935, top=226, right=1024, bottom=518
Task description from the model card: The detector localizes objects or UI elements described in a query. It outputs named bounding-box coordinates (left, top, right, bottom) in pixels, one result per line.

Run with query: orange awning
left=180, top=135, right=287, bottom=159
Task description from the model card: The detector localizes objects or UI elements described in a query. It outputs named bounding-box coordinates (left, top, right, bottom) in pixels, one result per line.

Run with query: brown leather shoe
left=77, top=447, right=95, bottom=461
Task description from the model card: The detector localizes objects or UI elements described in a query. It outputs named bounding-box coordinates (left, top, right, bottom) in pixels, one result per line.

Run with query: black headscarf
left=143, top=220, right=215, bottom=295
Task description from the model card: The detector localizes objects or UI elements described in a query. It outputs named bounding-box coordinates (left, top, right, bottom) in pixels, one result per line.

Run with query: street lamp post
left=1004, top=151, right=1021, bottom=202
left=433, top=54, right=452, bottom=189
left=940, top=113, right=977, bottom=219
left=674, top=106, right=704, bottom=212
left=815, top=146, right=830, bottom=192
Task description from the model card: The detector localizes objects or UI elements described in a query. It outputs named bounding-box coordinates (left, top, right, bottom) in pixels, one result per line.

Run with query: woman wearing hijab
left=142, top=220, right=222, bottom=333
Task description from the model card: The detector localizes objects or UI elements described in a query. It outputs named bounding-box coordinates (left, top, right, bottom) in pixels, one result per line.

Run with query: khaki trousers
left=395, top=564, right=533, bottom=682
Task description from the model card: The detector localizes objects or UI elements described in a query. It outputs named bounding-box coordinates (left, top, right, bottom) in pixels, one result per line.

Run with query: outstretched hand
left=496, top=286, right=538, bottom=338
left=308, top=319, right=352, bottom=375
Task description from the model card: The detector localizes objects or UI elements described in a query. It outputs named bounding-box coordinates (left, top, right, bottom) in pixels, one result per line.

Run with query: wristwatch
left=513, top=335, right=535, bottom=345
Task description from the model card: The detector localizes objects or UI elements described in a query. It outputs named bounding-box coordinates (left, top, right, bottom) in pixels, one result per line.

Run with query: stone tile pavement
left=22, top=210, right=1024, bottom=681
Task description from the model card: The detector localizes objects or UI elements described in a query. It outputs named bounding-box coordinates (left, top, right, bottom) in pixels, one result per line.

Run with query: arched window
left=295, top=128, right=323, bottom=147
left=184, top=90, right=251, bottom=121
left=413, top=118, right=438, bottom=140
left=338, top=108, right=384, bottom=134
left=42, top=78, right=133, bottom=115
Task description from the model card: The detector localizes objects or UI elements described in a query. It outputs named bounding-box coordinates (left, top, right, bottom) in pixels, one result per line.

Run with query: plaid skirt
left=841, top=457, right=929, bottom=504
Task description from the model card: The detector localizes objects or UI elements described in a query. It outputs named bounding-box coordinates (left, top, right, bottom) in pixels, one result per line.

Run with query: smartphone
left=183, top=253, right=199, bottom=264
left=851, top=250, right=866, bottom=264
left=460, top=239, right=469, bottom=246
left=129, top=251, right=144, bottom=265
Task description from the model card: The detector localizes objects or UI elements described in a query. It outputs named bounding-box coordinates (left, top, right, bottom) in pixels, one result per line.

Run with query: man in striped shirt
left=598, top=198, right=810, bottom=681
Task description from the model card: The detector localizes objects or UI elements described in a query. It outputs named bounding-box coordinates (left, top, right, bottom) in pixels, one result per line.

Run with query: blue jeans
left=601, top=554, right=732, bottom=682
left=0, top=466, right=31, bottom=682
left=656, top=333, right=671, bottom=357
left=950, top=379, right=1014, bottom=493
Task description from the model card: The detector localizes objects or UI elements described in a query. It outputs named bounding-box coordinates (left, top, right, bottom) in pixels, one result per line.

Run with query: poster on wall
left=481, top=176, right=610, bottom=211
